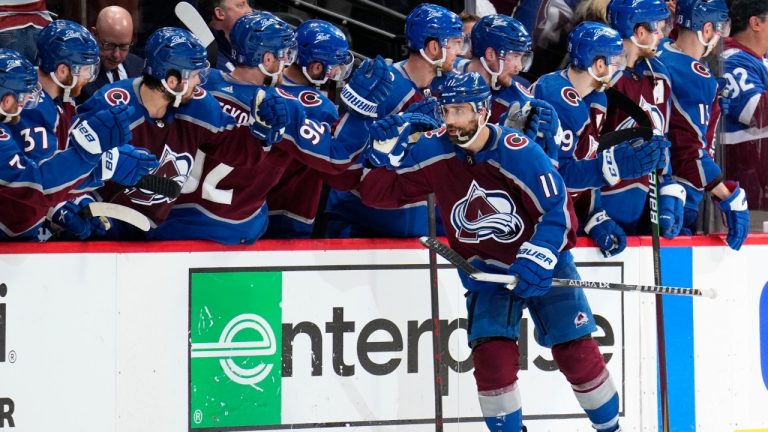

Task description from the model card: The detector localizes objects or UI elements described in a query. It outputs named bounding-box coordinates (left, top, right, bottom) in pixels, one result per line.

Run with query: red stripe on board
left=2, top=234, right=768, bottom=255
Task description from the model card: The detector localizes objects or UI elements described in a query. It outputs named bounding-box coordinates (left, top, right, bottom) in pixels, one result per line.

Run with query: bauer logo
left=189, top=272, right=283, bottom=429
left=760, top=281, right=768, bottom=392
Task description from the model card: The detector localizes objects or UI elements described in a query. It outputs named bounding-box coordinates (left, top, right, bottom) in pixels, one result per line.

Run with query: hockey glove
left=715, top=181, right=749, bottom=251
left=340, top=55, right=393, bottom=118
left=583, top=210, right=627, bottom=257
left=508, top=240, right=558, bottom=298
left=251, top=88, right=291, bottom=145
left=49, top=195, right=109, bottom=240
left=404, top=95, right=442, bottom=123
left=502, top=101, right=531, bottom=132
left=524, top=99, right=561, bottom=161
left=365, top=113, right=440, bottom=168
left=717, top=77, right=731, bottom=116
left=71, top=104, right=135, bottom=156
left=600, top=135, right=663, bottom=185
left=659, top=183, right=686, bottom=239
left=457, top=259, right=507, bottom=294
left=100, top=145, right=160, bottom=186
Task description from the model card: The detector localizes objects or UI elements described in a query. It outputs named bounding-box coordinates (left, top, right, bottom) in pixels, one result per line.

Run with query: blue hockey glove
left=251, top=88, right=291, bottom=145
left=71, top=104, right=135, bottom=156
left=583, top=210, right=627, bottom=257
left=404, top=96, right=442, bottom=122
left=49, top=196, right=109, bottom=240
left=457, top=259, right=507, bottom=294
left=716, top=77, right=731, bottom=116
left=524, top=99, right=561, bottom=161
left=508, top=241, right=558, bottom=298
left=340, top=55, right=393, bottom=118
left=659, top=183, right=686, bottom=239
left=600, top=135, right=663, bottom=185
left=716, top=181, right=749, bottom=251
left=100, top=145, right=160, bottom=186
left=365, top=113, right=440, bottom=168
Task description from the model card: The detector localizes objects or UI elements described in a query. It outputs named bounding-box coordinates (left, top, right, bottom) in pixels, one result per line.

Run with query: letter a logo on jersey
left=450, top=180, right=524, bottom=243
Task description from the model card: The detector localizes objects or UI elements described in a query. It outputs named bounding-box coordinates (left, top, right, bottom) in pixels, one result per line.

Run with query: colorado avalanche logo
left=192, top=86, right=207, bottom=99
left=128, top=145, right=191, bottom=205
left=504, top=132, right=529, bottom=150
left=275, top=87, right=298, bottom=100
left=691, top=61, right=711, bottom=78
left=450, top=180, right=524, bottom=243
left=104, top=88, right=130, bottom=105
left=298, top=90, right=323, bottom=107
left=561, top=87, right=580, bottom=107
left=615, top=95, right=665, bottom=132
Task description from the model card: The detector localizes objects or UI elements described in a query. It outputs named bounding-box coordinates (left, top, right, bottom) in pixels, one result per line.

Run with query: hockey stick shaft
left=418, top=237, right=717, bottom=298
left=175, top=1, right=215, bottom=47
left=426, top=194, right=444, bottom=432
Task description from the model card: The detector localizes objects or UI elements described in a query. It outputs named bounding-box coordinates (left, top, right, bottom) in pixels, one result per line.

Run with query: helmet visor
left=504, top=51, right=534, bottom=73
left=716, top=19, right=731, bottom=37
left=327, top=52, right=354, bottom=82
left=607, top=53, right=627, bottom=71
left=444, top=35, right=469, bottom=56
left=279, top=41, right=298, bottom=66
left=72, top=61, right=101, bottom=83
left=17, top=82, right=42, bottom=110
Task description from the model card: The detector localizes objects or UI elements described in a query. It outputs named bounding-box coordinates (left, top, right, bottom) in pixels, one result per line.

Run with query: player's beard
left=447, top=122, right=479, bottom=147
left=63, top=73, right=86, bottom=98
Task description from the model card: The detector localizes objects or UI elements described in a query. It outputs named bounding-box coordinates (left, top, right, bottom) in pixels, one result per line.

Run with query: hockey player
left=720, top=0, right=768, bottom=229
left=267, top=19, right=354, bottom=238
left=533, top=22, right=666, bottom=257
left=600, top=0, right=678, bottom=235
left=323, top=3, right=467, bottom=238
left=358, top=72, right=621, bottom=432
left=656, top=0, right=749, bottom=249
left=0, top=48, right=136, bottom=240
left=150, top=14, right=389, bottom=244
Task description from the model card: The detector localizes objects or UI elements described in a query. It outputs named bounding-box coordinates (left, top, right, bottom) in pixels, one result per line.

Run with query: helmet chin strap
left=301, top=65, right=328, bottom=86
left=0, top=105, right=20, bottom=123
left=259, top=61, right=286, bottom=87
left=50, top=71, right=76, bottom=102
left=455, top=109, right=489, bottom=148
left=479, top=57, right=504, bottom=91
left=698, top=31, right=719, bottom=57
left=161, top=78, right=189, bottom=108
left=587, top=65, right=613, bottom=89
left=419, top=47, right=447, bottom=77
left=630, top=33, right=659, bottom=52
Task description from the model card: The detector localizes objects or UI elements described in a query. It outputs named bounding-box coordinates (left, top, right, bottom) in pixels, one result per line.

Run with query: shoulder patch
left=0, top=128, right=10, bottom=141
left=192, top=86, right=207, bottom=99
left=503, top=131, right=530, bottom=150
left=298, top=90, right=323, bottom=107
left=561, top=87, right=580, bottom=107
left=691, top=61, right=711, bottom=78
left=104, top=88, right=130, bottom=106
left=515, top=81, right=533, bottom=97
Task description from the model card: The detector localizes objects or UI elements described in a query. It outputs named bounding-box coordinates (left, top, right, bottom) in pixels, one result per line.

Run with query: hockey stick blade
left=134, top=174, right=181, bottom=199
left=80, top=202, right=151, bottom=232
left=418, top=237, right=717, bottom=299
left=175, top=1, right=215, bottom=47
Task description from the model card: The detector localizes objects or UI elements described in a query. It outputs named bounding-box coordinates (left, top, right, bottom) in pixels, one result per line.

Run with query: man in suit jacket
left=77, top=5, right=144, bottom=104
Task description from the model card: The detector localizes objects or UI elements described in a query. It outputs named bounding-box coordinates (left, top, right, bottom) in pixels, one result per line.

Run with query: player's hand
left=251, top=88, right=291, bottom=145
left=716, top=77, right=731, bottom=116
left=507, top=240, right=558, bottom=298
left=49, top=196, right=109, bottom=240
left=716, top=181, right=749, bottom=251
left=456, top=259, right=507, bottom=294
left=404, top=96, right=442, bottom=122
left=524, top=99, right=561, bottom=161
left=365, top=113, right=439, bottom=168
left=600, top=135, right=664, bottom=185
left=340, top=55, right=393, bottom=118
left=71, top=104, right=135, bottom=156
left=583, top=210, right=627, bottom=257
left=659, top=183, right=686, bottom=238
left=100, top=145, right=160, bottom=186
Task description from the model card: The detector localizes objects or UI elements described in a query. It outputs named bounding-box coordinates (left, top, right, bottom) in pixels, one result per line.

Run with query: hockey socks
left=472, top=340, right=523, bottom=432
left=479, top=383, right=523, bottom=432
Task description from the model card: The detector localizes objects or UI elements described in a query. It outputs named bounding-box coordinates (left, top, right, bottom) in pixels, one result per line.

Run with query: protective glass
left=503, top=51, right=534, bottom=72
left=443, top=35, right=469, bottom=56
left=72, top=61, right=100, bottom=83
left=327, top=52, right=354, bottom=82
left=17, top=82, right=42, bottom=110
left=607, top=53, right=627, bottom=71
left=279, top=41, right=299, bottom=66
left=715, top=19, right=731, bottom=37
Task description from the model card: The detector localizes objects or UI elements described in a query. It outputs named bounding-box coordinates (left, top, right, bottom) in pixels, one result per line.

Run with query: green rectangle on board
left=190, top=271, right=283, bottom=429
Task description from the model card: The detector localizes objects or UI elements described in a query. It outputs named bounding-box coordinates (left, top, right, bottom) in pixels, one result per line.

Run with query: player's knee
left=552, top=337, right=606, bottom=385
left=472, top=338, right=520, bottom=392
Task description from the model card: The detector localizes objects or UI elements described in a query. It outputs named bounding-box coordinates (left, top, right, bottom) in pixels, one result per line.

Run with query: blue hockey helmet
left=230, top=12, right=297, bottom=68
left=144, top=27, right=209, bottom=107
left=0, top=49, right=42, bottom=118
left=568, top=21, right=626, bottom=71
left=36, top=20, right=100, bottom=80
left=405, top=3, right=465, bottom=51
left=607, top=0, right=670, bottom=38
left=675, top=0, right=729, bottom=32
left=471, top=15, right=532, bottom=58
left=296, top=19, right=353, bottom=84
left=438, top=72, right=491, bottom=112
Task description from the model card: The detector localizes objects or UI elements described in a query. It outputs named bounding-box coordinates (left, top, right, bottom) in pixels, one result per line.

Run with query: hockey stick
left=134, top=174, right=182, bottom=199
left=426, top=194, right=444, bottom=432
left=175, top=1, right=215, bottom=48
left=80, top=202, right=151, bottom=231
left=419, top=237, right=717, bottom=298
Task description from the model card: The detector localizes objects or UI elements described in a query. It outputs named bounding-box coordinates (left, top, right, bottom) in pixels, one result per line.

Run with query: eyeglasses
left=100, top=41, right=133, bottom=52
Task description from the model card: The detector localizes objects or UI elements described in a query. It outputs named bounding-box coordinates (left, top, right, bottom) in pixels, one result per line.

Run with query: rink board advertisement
left=0, top=238, right=766, bottom=432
